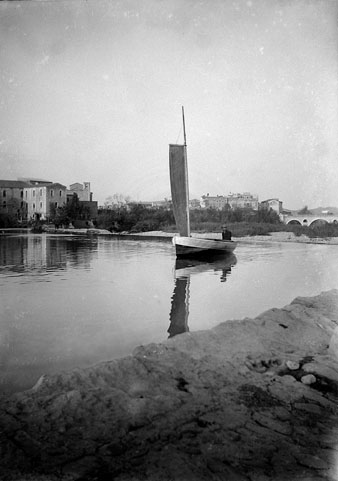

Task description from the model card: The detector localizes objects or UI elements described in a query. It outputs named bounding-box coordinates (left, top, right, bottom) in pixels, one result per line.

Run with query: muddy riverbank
left=1, top=290, right=338, bottom=480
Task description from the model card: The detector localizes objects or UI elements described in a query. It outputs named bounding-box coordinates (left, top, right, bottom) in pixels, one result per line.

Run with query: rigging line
left=175, top=125, right=182, bottom=144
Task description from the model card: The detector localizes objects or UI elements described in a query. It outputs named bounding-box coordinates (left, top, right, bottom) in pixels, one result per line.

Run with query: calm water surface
left=1, top=233, right=338, bottom=393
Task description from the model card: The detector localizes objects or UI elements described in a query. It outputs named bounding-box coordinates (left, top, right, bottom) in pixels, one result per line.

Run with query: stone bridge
left=281, top=214, right=338, bottom=226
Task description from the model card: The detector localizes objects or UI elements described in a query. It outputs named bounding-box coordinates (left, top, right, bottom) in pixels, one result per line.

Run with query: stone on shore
left=1, top=290, right=338, bottom=480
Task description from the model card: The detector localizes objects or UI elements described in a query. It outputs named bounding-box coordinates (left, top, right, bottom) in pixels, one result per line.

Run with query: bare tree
left=104, top=194, right=131, bottom=207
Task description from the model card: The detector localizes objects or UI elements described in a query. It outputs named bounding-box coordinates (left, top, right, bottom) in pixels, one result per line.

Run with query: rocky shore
left=1, top=290, right=338, bottom=481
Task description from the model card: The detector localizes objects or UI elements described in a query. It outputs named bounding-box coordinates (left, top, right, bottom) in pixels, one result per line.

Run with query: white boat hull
left=172, top=236, right=237, bottom=257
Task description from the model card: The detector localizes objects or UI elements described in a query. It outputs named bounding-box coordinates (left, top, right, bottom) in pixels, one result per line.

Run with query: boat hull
left=173, top=236, right=237, bottom=258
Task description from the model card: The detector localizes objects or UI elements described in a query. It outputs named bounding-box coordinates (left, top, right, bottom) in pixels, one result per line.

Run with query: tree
left=104, top=193, right=131, bottom=208
left=298, top=205, right=312, bottom=215
left=255, top=207, right=281, bottom=224
left=49, top=202, right=70, bottom=227
left=49, top=193, right=91, bottom=227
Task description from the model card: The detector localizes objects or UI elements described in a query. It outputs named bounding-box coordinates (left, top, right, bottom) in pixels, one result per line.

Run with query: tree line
left=95, top=204, right=281, bottom=234
left=4, top=198, right=338, bottom=238
left=95, top=204, right=338, bottom=238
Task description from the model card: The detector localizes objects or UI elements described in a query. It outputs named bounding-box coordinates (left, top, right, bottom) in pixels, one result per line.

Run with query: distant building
left=0, top=178, right=99, bottom=224
left=227, top=192, right=259, bottom=210
left=67, top=183, right=98, bottom=225
left=24, top=183, right=67, bottom=221
left=0, top=180, right=30, bottom=221
left=149, top=199, right=171, bottom=209
left=127, top=199, right=171, bottom=210
left=67, top=182, right=92, bottom=201
left=18, top=177, right=53, bottom=186
left=260, top=198, right=283, bottom=214
left=200, top=194, right=229, bottom=210
left=201, top=192, right=258, bottom=210
left=127, top=201, right=153, bottom=209
left=189, top=199, right=201, bottom=209
left=101, top=202, right=125, bottom=210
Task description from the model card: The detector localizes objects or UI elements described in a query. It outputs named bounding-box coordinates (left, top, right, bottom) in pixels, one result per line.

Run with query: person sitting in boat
left=222, top=224, right=232, bottom=240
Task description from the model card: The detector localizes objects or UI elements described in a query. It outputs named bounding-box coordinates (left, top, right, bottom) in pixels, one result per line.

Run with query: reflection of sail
left=168, top=253, right=237, bottom=338
left=168, top=276, right=190, bottom=338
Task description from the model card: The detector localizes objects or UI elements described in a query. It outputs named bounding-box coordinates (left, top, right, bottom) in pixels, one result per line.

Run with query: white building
left=201, top=192, right=258, bottom=210
left=200, top=194, right=229, bottom=210
left=24, top=183, right=67, bottom=221
left=227, top=192, right=259, bottom=210
left=260, top=198, right=283, bottom=214
left=68, top=182, right=92, bottom=201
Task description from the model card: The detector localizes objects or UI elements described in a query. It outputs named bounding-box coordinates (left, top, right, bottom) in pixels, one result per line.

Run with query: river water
left=1, top=233, right=338, bottom=394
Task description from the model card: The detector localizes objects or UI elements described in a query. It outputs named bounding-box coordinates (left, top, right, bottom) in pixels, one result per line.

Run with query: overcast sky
left=0, top=0, right=337, bottom=209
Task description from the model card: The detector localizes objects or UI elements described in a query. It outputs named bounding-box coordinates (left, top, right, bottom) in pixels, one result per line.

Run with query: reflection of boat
left=168, top=253, right=236, bottom=338
left=169, top=107, right=237, bottom=258
left=174, top=252, right=237, bottom=281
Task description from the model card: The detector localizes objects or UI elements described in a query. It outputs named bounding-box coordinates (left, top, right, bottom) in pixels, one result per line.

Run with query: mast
left=169, top=106, right=190, bottom=237
left=182, top=106, right=190, bottom=236
left=182, top=106, right=187, bottom=147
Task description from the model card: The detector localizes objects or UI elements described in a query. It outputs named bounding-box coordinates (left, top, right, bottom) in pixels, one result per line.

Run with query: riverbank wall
left=1, top=290, right=338, bottom=480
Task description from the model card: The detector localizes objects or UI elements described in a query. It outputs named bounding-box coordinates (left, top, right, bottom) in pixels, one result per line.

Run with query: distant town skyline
left=1, top=0, right=337, bottom=210
left=2, top=174, right=338, bottom=212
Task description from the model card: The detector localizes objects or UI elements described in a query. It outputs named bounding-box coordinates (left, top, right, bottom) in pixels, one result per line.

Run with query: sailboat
left=169, top=107, right=237, bottom=258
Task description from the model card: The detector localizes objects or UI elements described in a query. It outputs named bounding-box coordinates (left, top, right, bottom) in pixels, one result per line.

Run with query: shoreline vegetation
left=94, top=204, right=338, bottom=240
left=1, top=290, right=338, bottom=480
left=3, top=225, right=338, bottom=246
left=4, top=203, right=338, bottom=241
left=18, top=226, right=338, bottom=246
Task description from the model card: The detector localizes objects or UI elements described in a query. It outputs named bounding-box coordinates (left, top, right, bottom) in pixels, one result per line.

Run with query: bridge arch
left=284, top=215, right=338, bottom=226
left=308, top=218, right=329, bottom=227
left=286, top=219, right=302, bottom=226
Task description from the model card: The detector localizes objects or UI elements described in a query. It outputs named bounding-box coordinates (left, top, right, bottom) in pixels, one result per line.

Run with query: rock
left=302, top=362, right=338, bottom=384
left=252, top=412, right=292, bottom=435
left=328, top=326, right=338, bottom=359
left=28, top=374, right=46, bottom=392
left=293, top=453, right=329, bottom=470
left=286, top=360, right=300, bottom=370
left=1, top=290, right=338, bottom=481
left=294, top=402, right=322, bottom=414
left=301, top=374, right=316, bottom=385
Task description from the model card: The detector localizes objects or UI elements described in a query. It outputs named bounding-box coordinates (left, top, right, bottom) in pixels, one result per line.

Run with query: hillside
left=310, top=206, right=338, bottom=215
left=286, top=206, right=338, bottom=215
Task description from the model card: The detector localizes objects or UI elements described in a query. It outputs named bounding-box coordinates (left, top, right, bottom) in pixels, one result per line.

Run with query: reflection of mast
left=168, top=276, right=190, bottom=338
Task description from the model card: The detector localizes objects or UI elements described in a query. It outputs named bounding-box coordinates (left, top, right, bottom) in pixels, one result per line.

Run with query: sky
left=0, top=0, right=337, bottom=209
